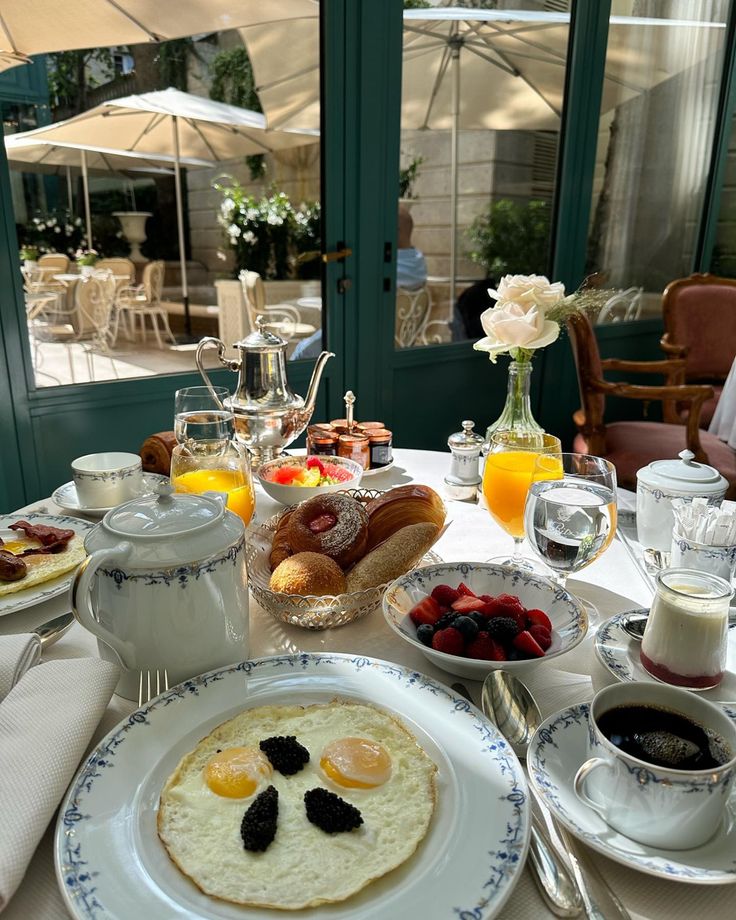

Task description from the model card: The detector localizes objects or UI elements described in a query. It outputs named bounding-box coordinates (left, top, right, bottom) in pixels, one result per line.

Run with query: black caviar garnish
left=240, top=785, right=278, bottom=852
left=304, top=787, right=363, bottom=834
left=259, top=735, right=310, bottom=775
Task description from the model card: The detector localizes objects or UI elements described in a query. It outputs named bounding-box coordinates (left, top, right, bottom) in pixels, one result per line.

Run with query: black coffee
left=597, top=705, right=732, bottom=771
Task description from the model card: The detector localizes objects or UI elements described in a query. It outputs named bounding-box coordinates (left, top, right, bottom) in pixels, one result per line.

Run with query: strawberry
left=456, top=582, right=477, bottom=598
left=306, top=456, right=326, bottom=475
left=451, top=596, right=487, bottom=613
left=479, top=594, right=495, bottom=604
left=431, top=584, right=460, bottom=607
left=409, top=596, right=443, bottom=627
left=481, top=598, right=526, bottom=630
left=513, top=630, right=546, bottom=658
left=431, top=627, right=465, bottom=656
left=466, top=632, right=506, bottom=661
left=526, top=608, right=552, bottom=632
left=528, top=624, right=552, bottom=651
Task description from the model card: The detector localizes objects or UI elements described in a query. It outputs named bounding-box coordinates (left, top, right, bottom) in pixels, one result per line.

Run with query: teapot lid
left=237, top=316, right=288, bottom=352
left=105, top=483, right=224, bottom=538
left=639, top=450, right=727, bottom=492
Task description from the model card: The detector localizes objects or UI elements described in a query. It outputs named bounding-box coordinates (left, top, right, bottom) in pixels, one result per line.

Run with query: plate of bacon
left=0, top=513, right=94, bottom=615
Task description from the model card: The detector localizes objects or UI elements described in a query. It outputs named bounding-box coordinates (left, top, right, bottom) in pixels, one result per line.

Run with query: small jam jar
left=641, top=569, right=733, bottom=690
left=368, top=428, right=393, bottom=468
left=338, top=432, right=370, bottom=469
left=307, top=425, right=339, bottom=456
left=359, top=421, right=385, bottom=432
left=330, top=418, right=349, bottom=429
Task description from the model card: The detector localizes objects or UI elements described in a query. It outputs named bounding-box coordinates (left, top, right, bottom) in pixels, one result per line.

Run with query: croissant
left=269, top=509, right=295, bottom=571
left=365, top=484, right=445, bottom=551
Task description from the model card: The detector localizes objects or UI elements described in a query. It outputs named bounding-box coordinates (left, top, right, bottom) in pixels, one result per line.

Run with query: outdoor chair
left=238, top=270, right=316, bottom=341
left=660, top=273, right=736, bottom=427
left=97, top=258, right=136, bottom=340
left=116, top=260, right=176, bottom=348
left=37, top=252, right=70, bottom=273
left=395, top=286, right=433, bottom=348
left=567, top=312, right=736, bottom=497
left=596, top=286, right=644, bottom=325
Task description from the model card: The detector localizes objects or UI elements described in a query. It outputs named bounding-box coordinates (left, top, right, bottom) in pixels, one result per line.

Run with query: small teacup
left=72, top=452, right=143, bottom=509
left=574, top=682, right=736, bottom=850
left=670, top=530, right=736, bottom=582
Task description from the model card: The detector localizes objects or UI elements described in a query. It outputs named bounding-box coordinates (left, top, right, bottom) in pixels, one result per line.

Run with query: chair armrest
left=660, top=333, right=687, bottom=358
left=600, top=357, right=686, bottom=386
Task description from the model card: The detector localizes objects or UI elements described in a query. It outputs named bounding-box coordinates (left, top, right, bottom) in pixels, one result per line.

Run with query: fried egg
left=0, top=532, right=85, bottom=598
left=157, top=700, right=437, bottom=910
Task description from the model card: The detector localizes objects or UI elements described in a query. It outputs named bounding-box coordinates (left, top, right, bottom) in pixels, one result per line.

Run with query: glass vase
left=484, top=358, right=544, bottom=448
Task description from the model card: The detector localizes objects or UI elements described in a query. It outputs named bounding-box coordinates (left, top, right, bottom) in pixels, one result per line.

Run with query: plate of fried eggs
left=0, top=512, right=93, bottom=616
left=55, top=653, right=530, bottom=919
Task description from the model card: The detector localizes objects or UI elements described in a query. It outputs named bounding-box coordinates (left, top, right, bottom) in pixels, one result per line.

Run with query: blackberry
left=453, top=615, right=479, bottom=641
left=240, top=785, right=278, bottom=852
left=259, top=735, right=310, bottom=775
left=416, top=623, right=435, bottom=646
left=304, top=787, right=363, bottom=833
left=435, top=612, right=458, bottom=630
left=485, top=616, right=520, bottom=643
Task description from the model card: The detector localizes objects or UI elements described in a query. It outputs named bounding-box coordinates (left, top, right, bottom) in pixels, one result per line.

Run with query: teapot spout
left=304, top=350, right=335, bottom=413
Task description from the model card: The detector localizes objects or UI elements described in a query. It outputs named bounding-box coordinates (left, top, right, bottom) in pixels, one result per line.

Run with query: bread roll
left=346, top=523, right=438, bottom=592
left=366, top=485, right=445, bottom=551
left=270, top=552, right=347, bottom=596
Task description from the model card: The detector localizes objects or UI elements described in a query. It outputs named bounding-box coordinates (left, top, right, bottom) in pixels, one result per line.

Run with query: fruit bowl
left=257, top=455, right=363, bottom=505
left=383, top=562, right=588, bottom=680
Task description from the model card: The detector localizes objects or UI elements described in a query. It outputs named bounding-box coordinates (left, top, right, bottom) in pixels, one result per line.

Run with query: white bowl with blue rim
left=382, top=561, right=588, bottom=680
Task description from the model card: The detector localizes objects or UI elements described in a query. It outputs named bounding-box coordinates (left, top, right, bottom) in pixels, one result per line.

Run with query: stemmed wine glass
left=524, top=453, right=617, bottom=620
left=482, top=430, right=562, bottom=569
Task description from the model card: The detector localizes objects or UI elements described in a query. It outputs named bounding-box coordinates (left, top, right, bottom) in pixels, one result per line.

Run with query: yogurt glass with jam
left=641, top=569, right=733, bottom=690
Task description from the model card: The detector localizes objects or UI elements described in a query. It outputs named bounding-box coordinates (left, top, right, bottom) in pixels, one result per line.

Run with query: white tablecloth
left=709, top=354, right=736, bottom=448
left=1, top=448, right=733, bottom=920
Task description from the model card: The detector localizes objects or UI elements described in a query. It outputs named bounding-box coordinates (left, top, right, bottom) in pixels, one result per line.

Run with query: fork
left=138, top=669, right=169, bottom=707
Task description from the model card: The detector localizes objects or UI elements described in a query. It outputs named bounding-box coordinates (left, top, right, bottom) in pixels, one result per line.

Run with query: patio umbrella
left=240, top=6, right=724, bottom=303
left=15, top=88, right=319, bottom=336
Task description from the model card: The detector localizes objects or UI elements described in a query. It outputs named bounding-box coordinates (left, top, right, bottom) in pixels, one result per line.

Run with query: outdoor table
left=710, top=354, right=736, bottom=449
left=1, top=448, right=733, bottom=920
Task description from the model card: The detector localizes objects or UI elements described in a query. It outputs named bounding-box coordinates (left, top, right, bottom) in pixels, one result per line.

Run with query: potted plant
left=75, top=247, right=99, bottom=277
left=399, top=154, right=424, bottom=204
left=19, top=245, right=39, bottom=271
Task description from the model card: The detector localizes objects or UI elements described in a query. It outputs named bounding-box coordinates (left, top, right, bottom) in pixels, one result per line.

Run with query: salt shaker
left=445, top=420, right=483, bottom=502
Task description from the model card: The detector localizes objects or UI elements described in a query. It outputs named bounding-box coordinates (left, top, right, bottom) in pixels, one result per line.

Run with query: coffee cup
left=574, top=682, right=736, bottom=849
left=71, top=452, right=143, bottom=509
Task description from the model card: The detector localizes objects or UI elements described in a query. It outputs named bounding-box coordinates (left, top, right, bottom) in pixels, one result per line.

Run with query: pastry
left=269, top=509, right=295, bottom=571
left=346, top=522, right=439, bottom=592
left=286, top=493, right=369, bottom=569
left=270, top=552, right=347, bottom=596
left=365, top=485, right=445, bottom=551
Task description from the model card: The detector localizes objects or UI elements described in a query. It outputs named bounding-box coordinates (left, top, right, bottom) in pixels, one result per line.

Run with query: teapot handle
left=71, top=543, right=136, bottom=668
left=195, top=337, right=240, bottom=404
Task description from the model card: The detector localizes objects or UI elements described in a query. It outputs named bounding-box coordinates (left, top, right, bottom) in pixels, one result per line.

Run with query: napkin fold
left=0, top=634, right=41, bottom=702
left=523, top=667, right=594, bottom=718
left=0, top=655, right=119, bottom=911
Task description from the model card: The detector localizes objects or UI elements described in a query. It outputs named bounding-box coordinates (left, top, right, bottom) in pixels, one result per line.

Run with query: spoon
left=482, top=671, right=632, bottom=920
left=620, top=607, right=736, bottom=642
left=33, top=611, right=74, bottom=649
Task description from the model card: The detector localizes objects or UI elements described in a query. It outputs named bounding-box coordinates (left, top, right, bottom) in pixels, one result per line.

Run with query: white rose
left=473, top=300, right=560, bottom=361
left=488, top=274, right=565, bottom=312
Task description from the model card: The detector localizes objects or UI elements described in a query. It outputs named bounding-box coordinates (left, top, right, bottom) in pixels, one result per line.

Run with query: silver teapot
left=196, top=317, right=333, bottom=464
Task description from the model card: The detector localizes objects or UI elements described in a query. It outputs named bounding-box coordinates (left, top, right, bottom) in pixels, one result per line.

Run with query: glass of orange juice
left=482, top=431, right=562, bottom=568
left=170, top=423, right=255, bottom=527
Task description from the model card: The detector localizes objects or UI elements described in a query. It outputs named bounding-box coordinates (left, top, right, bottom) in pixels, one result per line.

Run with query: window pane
left=587, top=1, right=729, bottom=324
left=712, top=113, right=736, bottom=277
left=396, top=0, right=571, bottom=349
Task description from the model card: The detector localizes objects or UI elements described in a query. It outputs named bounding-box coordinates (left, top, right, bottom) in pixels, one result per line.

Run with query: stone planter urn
left=113, top=211, right=152, bottom=262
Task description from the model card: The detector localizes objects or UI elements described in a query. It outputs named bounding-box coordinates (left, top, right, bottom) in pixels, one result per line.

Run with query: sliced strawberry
left=513, top=630, right=546, bottom=658
left=466, top=632, right=506, bottom=661
left=409, top=596, right=443, bottom=627
left=479, top=594, right=495, bottom=604
left=431, top=584, right=460, bottom=607
left=528, top=624, right=552, bottom=651
left=306, top=456, right=326, bottom=475
left=526, top=608, right=552, bottom=632
left=273, top=466, right=301, bottom=484
left=431, top=627, right=465, bottom=656
left=456, top=582, right=477, bottom=598
left=451, top=595, right=487, bottom=613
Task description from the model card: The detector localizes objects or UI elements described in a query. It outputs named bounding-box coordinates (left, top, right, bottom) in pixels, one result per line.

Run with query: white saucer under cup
left=71, top=452, right=143, bottom=509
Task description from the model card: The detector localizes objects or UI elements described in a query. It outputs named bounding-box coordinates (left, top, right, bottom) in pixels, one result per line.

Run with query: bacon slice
left=8, top=520, right=75, bottom=555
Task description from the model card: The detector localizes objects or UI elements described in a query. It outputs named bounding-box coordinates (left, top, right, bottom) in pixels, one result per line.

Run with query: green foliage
left=467, top=198, right=552, bottom=278
left=213, top=177, right=321, bottom=280
left=46, top=49, right=114, bottom=114
left=157, top=39, right=192, bottom=90
left=403, top=0, right=433, bottom=8
left=19, top=245, right=39, bottom=261
left=75, top=248, right=99, bottom=266
left=399, top=155, right=424, bottom=199
left=210, top=47, right=265, bottom=181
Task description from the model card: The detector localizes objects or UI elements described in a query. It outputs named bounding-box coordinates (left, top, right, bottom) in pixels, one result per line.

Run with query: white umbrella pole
left=65, top=165, right=73, bottom=212
left=172, top=114, right=191, bottom=337
left=450, top=43, right=460, bottom=313
left=81, top=149, right=92, bottom=249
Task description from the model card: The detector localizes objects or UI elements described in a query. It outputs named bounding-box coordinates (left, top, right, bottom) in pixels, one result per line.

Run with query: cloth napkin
left=0, top=652, right=119, bottom=911
left=0, top=634, right=41, bottom=702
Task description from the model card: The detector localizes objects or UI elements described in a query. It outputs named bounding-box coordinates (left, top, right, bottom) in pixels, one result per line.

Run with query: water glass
left=174, top=385, right=231, bottom=443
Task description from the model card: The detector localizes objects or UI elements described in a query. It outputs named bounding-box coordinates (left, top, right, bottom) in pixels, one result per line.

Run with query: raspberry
left=526, top=608, right=552, bottom=632
left=304, top=788, right=363, bottom=833
left=513, top=630, right=546, bottom=658
left=240, top=785, right=278, bottom=852
left=259, top=736, right=310, bottom=775
left=483, top=596, right=526, bottom=630
left=431, top=584, right=460, bottom=606
left=431, top=626, right=464, bottom=656
left=306, top=456, right=326, bottom=475
left=529, top=624, right=552, bottom=651
left=485, top=616, right=520, bottom=643
left=466, top=632, right=506, bottom=661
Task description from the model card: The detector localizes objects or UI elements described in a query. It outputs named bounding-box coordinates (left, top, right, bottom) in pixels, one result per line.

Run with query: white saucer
left=595, top=613, right=736, bottom=704
left=361, top=459, right=395, bottom=477
left=52, top=473, right=169, bottom=519
left=529, top=702, right=736, bottom=884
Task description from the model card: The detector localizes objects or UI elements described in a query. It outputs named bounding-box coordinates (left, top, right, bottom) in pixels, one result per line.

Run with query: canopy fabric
left=0, top=0, right=255, bottom=71
left=4, top=136, right=204, bottom=174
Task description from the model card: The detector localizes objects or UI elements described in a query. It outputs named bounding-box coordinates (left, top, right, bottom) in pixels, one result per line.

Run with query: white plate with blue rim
left=0, top=512, right=95, bottom=616
left=528, top=701, right=736, bottom=884
left=55, top=653, right=530, bottom=920
left=595, top=612, right=736, bottom=705
left=52, top=473, right=169, bottom=519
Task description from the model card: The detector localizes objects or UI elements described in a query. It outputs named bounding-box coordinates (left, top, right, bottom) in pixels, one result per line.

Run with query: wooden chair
left=661, top=273, right=736, bottom=426
left=37, top=252, right=70, bottom=273
left=567, top=312, right=736, bottom=497
left=238, top=270, right=315, bottom=340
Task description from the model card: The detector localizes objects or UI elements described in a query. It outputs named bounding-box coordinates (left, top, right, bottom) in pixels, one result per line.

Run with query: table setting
left=2, top=283, right=736, bottom=920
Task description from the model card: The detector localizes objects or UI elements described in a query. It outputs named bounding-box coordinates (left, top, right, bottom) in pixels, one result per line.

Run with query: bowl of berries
left=383, top=562, right=588, bottom=680
left=258, top=455, right=364, bottom=505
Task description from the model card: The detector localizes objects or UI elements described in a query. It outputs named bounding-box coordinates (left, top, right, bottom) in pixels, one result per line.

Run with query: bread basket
left=246, top=488, right=444, bottom=630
